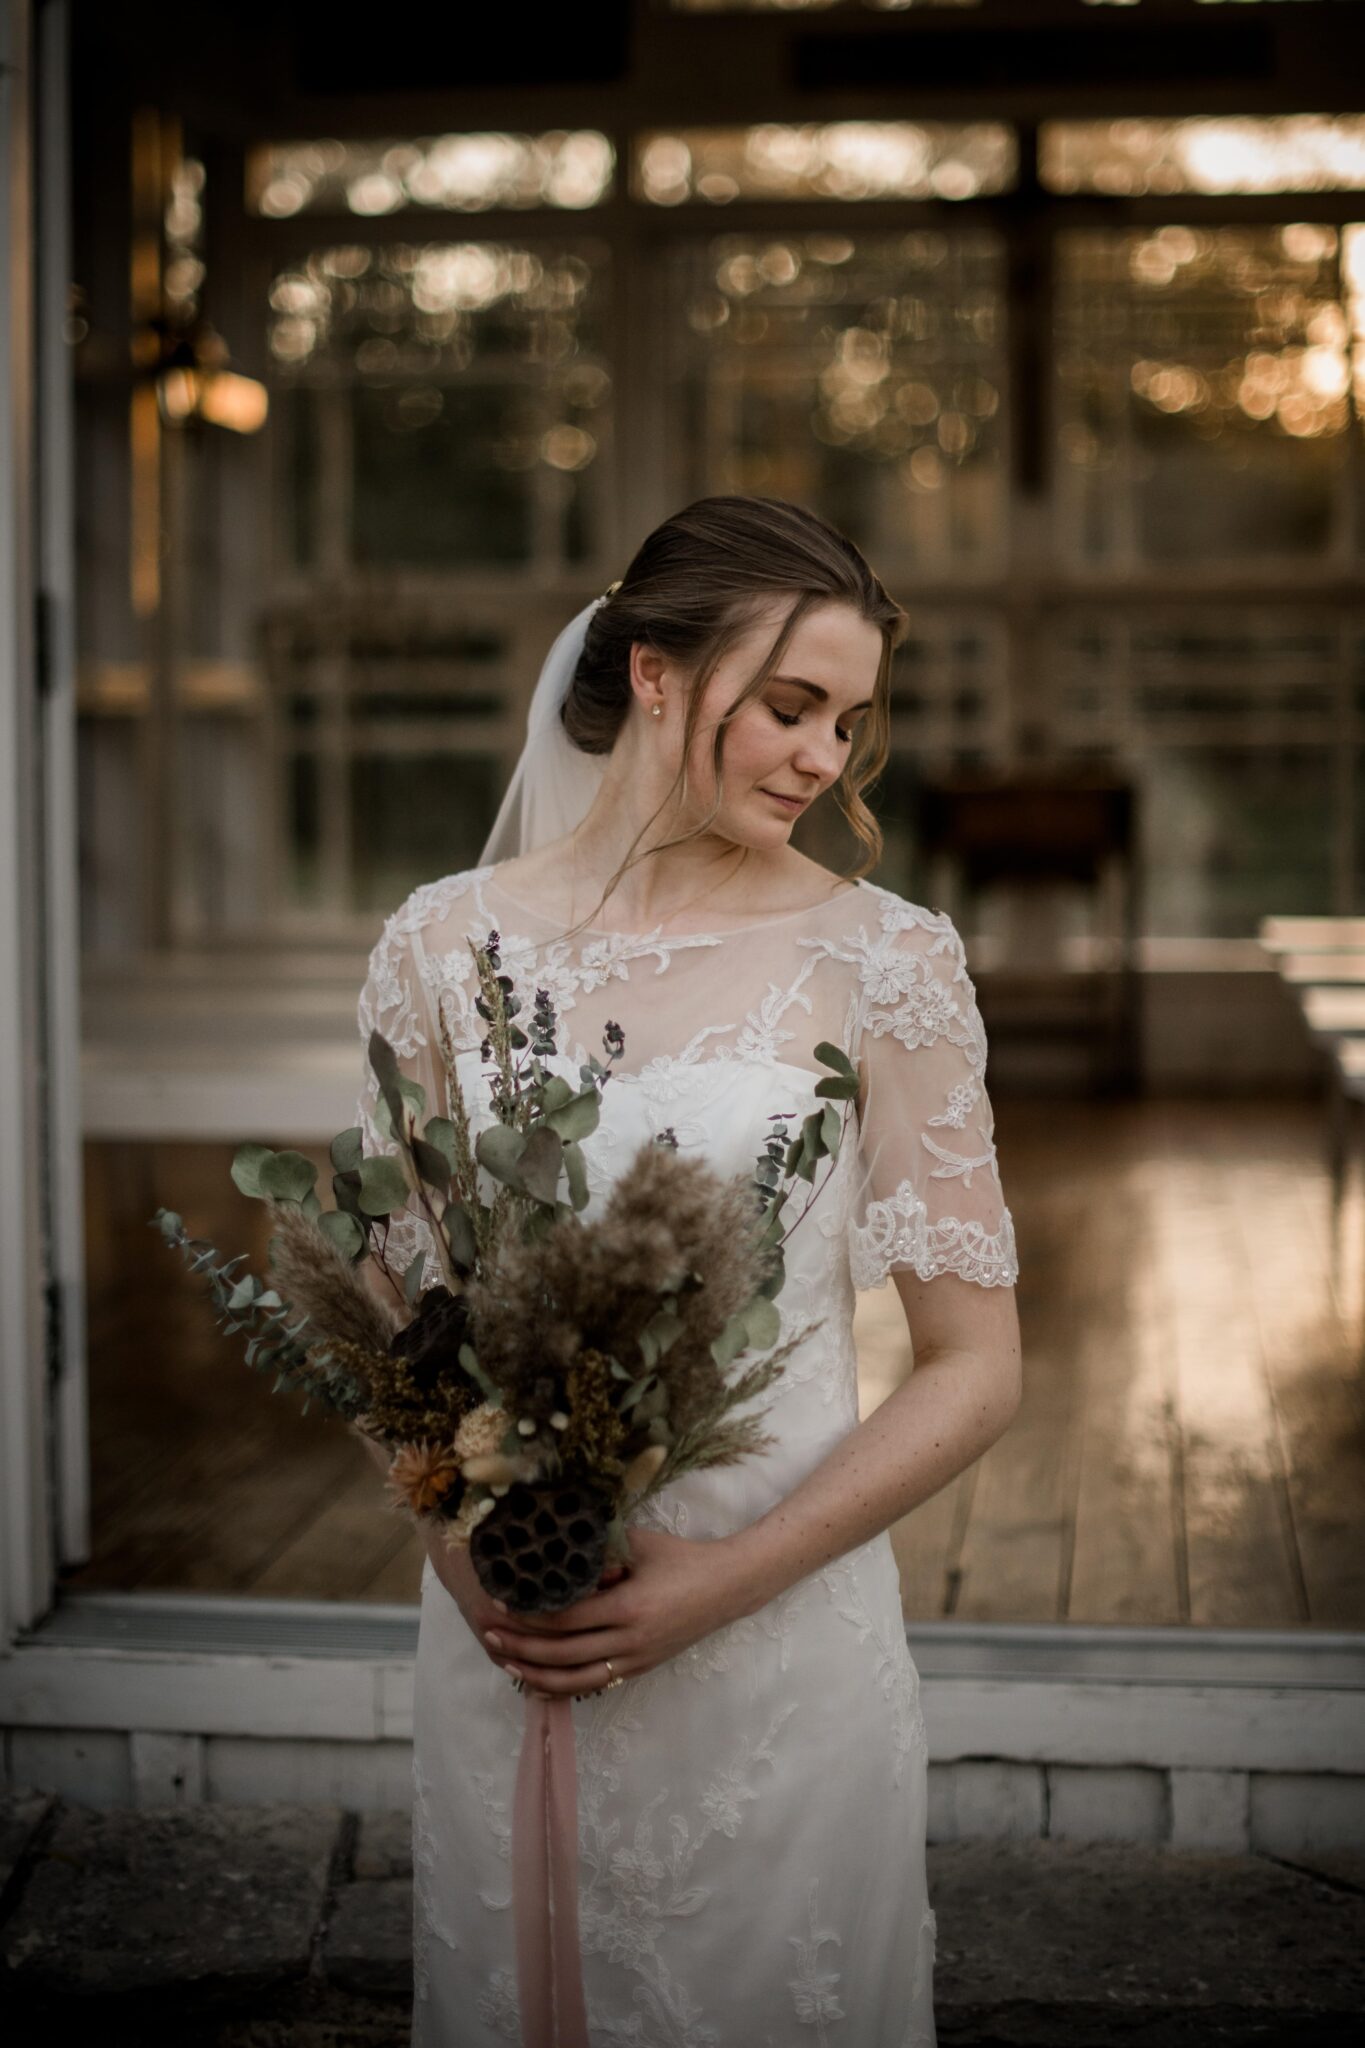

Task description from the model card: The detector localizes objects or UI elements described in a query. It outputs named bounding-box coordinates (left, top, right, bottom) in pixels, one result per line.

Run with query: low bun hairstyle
left=558, top=494, right=906, bottom=932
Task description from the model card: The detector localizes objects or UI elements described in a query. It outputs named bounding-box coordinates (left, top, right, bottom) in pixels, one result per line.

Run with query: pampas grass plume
left=266, top=1198, right=403, bottom=1355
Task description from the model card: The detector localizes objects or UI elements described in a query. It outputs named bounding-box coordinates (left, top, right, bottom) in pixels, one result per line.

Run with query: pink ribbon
left=511, top=1693, right=590, bottom=2048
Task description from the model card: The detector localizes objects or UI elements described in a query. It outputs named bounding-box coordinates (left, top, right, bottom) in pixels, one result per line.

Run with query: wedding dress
left=354, top=860, right=1018, bottom=2048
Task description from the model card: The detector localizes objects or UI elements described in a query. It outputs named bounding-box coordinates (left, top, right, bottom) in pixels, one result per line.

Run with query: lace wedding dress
left=354, top=862, right=1019, bottom=2048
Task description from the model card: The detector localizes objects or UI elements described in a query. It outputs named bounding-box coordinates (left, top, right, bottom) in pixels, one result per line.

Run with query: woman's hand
left=479, top=1525, right=754, bottom=1702
left=424, top=1532, right=516, bottom=1671
left=423, top=1528, right=627, bottom=1676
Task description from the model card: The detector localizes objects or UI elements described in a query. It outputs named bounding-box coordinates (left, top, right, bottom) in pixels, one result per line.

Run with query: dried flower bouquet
left=153, top=927, right=859, bottom=1614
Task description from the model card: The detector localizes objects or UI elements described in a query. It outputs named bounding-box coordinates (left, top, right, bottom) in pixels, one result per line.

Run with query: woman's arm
left=720, top=1270, right=1021, bottom=1619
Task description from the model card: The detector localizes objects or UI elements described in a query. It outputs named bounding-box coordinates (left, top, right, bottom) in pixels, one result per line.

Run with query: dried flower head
left=560, top=1346, right=627, bottom=1475
left=386, top=1440, right=463, bottom=1515
left=453, top=1400, right=507, bottom=1466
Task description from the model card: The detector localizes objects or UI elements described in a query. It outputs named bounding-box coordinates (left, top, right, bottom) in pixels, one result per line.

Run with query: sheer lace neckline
left=484, top=869, right=868, bottom=940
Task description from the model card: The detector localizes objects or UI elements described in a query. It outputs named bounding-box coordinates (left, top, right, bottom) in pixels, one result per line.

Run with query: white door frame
left=0, top=0, right=84, bottom=1648
left=33, top=0, right=87, bottom=1574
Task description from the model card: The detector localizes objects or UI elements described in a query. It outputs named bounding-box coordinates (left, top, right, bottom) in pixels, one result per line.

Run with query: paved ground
left=1, top=1791, right=1361, bottom=2044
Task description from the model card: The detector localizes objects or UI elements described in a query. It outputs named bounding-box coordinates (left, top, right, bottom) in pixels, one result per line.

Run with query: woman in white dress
left=355, top=496, right=1022, bottom=2047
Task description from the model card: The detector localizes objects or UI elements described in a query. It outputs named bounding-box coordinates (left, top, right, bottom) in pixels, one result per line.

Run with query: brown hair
left=560, top=494, right=905, bottom=937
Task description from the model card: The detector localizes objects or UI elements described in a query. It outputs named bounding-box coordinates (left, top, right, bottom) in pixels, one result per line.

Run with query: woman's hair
left=560, top=494, right=906, bottom=935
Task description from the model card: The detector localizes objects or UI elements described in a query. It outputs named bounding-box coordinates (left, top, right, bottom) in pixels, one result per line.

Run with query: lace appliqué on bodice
left=354, top=863, right=1019, bottom=1300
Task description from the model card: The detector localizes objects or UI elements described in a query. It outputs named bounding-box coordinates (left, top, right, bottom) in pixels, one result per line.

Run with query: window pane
left=669, top=228, right=1006, bottom=570
left=1048, top=608, right=1355, bottom=936
left=636, top=122, right=1014, bottom=204
left=1140, top=746, right=1335, bottom=939
left=1055, top=224, right=1358, bottom=565
left=348, top=753, right=504, bottom=914
left=350, top=382, right=536, bottom=565
left=269, top=242, right=611, bottom=572
left=248, top=133, right=614, bottom=216
left=1042, top=116, right=1365, bottom=198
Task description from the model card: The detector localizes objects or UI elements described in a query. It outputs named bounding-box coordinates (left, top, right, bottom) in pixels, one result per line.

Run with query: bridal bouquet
left=151, top=926, right=860, bottom=1617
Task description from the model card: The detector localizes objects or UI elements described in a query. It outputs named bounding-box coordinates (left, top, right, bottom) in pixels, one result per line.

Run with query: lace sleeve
left=848, top=908, right=1018, bottom=1292
left=354, top=894, right=445, bottom=1294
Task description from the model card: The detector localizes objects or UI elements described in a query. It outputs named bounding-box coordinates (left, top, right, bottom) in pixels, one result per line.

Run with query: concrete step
left=1, top=1795, right=1361, bottom=2044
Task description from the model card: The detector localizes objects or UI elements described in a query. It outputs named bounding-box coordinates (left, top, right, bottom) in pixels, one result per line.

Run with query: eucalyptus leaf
left=443, top=1200, right=477, bottom=1272
left=357, top=1154, right=410, bottom=1215
left=318, top=1209, right=364, bottom=1261
left=475, top=1122, right=528, bottom=1188
left=257, top=1150, right=319, bottom=1203
left=710, top=1313, right=749, bottom=1371
left=422, top=1118, right=457, bottom=1171
left=544, top=1088, right=600, bottom=1142
left=403, top=1251, right=427, bottom=1307
left=332, top=1170, right=361, bottom=1217
left=814, top=1039, right=857, bottom=1078
left=743, top=1295, right=781, bottom=1350
left=820, top=1101, right=843, bottom=1155
left=301, top=1189, right=323, bottom=1222
left=330, top=1127, right=363, bottom=1173
left=517, top=1123, right=564, bottom=1205
left=814, top=1073, right=859, bottom=1100
left=368, top=1030, right=400, bottom=1094
left=230, top=1143, right=273, bottom=1200
left=411, top=1138, right=451, bottom=1195
left=563, top=1139, right=589, bottom=1213
left=539, top=1076, right=575, bottom=1113
left=641, top=1307, right=684, bottom=1359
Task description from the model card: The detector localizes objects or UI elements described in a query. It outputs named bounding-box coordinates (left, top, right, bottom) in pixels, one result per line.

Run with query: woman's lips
left=761, top=789, right=806, bottom=812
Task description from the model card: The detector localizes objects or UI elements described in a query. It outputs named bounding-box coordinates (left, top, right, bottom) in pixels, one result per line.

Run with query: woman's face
left=661, top=599, right=884, bottom=846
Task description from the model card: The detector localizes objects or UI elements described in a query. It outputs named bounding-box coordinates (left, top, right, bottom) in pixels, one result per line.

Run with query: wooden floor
left=68, top=1095, right=1365, bottom=1627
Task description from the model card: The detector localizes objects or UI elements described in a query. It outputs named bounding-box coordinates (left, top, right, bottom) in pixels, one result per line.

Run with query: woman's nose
left=791, top=728, right=841, bottom=783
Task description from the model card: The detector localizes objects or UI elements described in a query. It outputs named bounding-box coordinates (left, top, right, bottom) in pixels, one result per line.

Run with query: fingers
left=487, top=1625, right=629, bottom=1670
left=506, top=1585, right=634, bottom=1635
left=503, top=1657, right=633, bottom=1701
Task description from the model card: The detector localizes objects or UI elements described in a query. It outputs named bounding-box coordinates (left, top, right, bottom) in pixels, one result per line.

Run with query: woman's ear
left=627, top=640, right=668, bottom=712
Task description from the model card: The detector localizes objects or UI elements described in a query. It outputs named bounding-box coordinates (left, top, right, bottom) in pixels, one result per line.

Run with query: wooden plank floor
left=66, top=1096, right=1365, bottom=1626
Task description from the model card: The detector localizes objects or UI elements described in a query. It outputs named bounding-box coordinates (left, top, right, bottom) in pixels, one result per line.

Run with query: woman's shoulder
left=831, top=872, right=962, bottom=944
left=365, top=866, right=495, bottom=971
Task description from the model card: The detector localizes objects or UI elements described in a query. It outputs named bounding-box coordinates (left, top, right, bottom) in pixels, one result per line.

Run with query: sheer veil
left=478, top=595, right=613, bottom=865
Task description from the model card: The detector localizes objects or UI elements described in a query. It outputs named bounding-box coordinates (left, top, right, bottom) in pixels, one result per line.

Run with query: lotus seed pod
left=469, top=1478, right=613, bottom=1614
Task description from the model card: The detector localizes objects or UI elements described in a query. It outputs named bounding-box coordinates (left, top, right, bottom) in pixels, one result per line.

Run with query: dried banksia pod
left=469, top=1479, right=614, bottom=1614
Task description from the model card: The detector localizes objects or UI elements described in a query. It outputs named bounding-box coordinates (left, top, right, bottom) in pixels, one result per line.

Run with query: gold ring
left=603, top=1657, right=626, bottom=1691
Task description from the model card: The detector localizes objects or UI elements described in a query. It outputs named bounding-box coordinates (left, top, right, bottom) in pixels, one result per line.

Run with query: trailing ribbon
left=511, top=1693, right=590, bottom=2048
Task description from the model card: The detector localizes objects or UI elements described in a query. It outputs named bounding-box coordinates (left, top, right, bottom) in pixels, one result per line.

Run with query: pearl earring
left=651, top=704, right=662, bottom=717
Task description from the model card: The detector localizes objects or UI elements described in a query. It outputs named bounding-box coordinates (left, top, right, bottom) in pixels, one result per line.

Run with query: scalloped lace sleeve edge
left=849, top=1178, right=1019, bottom=1292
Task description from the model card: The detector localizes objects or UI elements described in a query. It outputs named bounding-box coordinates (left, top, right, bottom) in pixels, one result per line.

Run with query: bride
left=355, top=494, right=1022, bottom=2046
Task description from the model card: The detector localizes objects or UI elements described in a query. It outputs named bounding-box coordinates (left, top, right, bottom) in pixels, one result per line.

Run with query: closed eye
left=771, top=707, right=854, bottom=745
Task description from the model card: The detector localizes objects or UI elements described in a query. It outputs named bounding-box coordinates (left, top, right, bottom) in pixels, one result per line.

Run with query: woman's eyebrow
left=772, top=674, right=873, bottom=713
